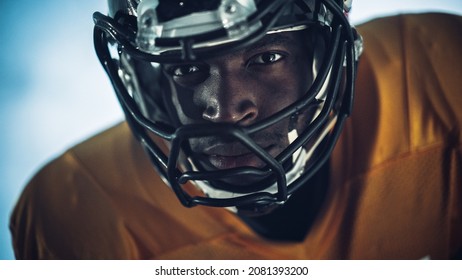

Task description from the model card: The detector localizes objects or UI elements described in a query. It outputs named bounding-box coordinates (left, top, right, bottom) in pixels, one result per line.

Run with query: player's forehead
left=230, top=31, right=306, bottom=60
left=247, top=32, right=302, bottom=51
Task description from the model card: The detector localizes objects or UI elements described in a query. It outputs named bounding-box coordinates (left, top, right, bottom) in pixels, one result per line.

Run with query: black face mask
left=93, top=0, right=361, bottom=215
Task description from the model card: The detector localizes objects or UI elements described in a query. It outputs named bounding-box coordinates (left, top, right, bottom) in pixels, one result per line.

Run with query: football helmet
left=93, top=0, right=363, bottom=215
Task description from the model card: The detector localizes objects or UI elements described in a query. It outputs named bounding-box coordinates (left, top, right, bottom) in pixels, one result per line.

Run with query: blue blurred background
left=1, top=0, right=461, bottom=260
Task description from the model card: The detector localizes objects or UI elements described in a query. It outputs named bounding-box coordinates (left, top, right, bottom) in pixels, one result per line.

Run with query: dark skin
left=163, top=31, right=328, bottom=240
left=166, top=32, right=314, bottom=172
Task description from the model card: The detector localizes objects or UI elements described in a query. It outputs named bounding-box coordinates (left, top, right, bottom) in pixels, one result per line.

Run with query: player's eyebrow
left=244, top=33, right=296, bottom=53
left=212, top=33, right=296, bottom=61
left=163, top=33, right=297, bottom=66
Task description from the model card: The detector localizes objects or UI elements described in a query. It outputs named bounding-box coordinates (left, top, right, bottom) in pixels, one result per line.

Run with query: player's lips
left=202, top=144, right=275, bottom=169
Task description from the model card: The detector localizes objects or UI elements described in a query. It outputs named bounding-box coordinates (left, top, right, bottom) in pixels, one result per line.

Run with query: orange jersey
left=10, top=13, right=462, bottom=259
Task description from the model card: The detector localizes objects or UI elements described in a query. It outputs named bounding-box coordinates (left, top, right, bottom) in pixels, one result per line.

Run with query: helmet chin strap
left=189, top=115, right=337, bottom=214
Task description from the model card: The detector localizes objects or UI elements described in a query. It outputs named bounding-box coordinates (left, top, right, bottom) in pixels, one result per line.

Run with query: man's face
left=164, top=31, right=314, bottom=179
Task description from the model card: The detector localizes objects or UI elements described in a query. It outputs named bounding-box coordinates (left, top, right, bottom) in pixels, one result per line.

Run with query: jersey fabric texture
left=10, top=13, right=462, bottom=259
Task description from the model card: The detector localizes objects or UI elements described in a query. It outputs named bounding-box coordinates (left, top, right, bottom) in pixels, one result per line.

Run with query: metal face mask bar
left=93, top=0, right=360, bottom=212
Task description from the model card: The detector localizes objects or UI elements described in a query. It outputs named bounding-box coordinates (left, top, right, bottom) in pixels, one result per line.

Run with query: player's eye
left=165, top=63, right=209, bottom=87
left=247, top=52, right=285, bottom=66
left=168, top=65, right=201, bottom=77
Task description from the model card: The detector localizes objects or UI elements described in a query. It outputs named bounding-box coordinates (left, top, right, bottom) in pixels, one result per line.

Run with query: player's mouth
left=202, top=144, right=276, bottom=169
